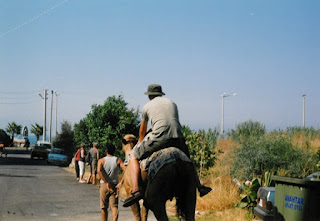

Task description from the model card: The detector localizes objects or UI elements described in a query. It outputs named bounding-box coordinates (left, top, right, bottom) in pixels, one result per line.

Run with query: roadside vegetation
left=192, top=121, right=320, bottom=221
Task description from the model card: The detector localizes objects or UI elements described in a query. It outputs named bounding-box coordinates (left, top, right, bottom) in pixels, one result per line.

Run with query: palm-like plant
left=31, top=123, right=43, bottom=142
left=6, top=122, right=22, bottom=141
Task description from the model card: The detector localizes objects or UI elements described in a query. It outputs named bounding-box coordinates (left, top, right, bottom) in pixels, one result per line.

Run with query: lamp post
left=39, top=89, right=48, bottom=141
left=221, top=92, right=237, bottom=137
left=54, top=91, right=59, bottom=138
left=302, top=94, right=306, bottom=127
left=49, top=90, right=53, bottom=143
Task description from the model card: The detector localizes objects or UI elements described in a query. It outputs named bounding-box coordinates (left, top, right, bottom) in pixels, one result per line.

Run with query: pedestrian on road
left=74, top=147, right=81, bottom=181
left=98, top=143, right=126, bottom=221
left=87, top=142, right=100, bottom=184
left=78, top=143, right=86, bottom=184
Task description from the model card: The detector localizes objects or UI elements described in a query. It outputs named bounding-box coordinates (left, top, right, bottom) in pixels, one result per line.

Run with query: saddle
left=140, top=147, right=191, bottom=181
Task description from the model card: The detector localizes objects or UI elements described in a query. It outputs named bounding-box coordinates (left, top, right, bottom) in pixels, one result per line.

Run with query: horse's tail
left=175, top=160, right=197, bottom=220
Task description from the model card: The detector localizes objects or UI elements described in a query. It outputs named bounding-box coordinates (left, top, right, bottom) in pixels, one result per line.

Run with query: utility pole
left=302, top=94, right=306, bottom=127
left=49, top=90, right=53, bottom=143
left=39, top=89, right=47, bottom=142
left=54, top=91, right=59, bottom=138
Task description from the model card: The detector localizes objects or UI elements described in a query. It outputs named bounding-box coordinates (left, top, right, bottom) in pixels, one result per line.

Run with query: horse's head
left=122, top=134, right=137, bottom=156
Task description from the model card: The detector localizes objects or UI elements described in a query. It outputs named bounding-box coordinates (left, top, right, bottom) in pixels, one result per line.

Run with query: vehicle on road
left=47, top=148, right=69, bottom=166
left=254, top=187, right=275, bottom=220
left=31, top=145, right=48, bottom=159
left=36, top=141, right=52, bottom=150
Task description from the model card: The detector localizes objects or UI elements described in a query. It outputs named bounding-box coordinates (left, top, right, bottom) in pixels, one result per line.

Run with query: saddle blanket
left=140, top=147, right=191, bottom=180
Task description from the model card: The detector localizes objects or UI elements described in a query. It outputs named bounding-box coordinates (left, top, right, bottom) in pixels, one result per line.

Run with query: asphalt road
left=0, top=150, right=157, bottom=221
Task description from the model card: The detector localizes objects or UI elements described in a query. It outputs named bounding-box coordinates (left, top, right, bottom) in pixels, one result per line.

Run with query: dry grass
left=291, top=135, right=320, bottom=153
left=196, top=176, right=240, bottom=211
left=191, top=138, right=253, bottom=221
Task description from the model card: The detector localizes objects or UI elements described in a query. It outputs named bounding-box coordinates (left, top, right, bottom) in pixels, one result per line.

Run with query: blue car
left=47, top=148, right=69, bottom=166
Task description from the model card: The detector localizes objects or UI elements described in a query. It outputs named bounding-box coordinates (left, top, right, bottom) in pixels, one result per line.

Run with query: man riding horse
left=123, top=84, right=211, bottom=207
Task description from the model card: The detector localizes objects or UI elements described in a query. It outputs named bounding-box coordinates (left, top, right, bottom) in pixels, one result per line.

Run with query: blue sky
left=1, top=0, right=319, bottom=136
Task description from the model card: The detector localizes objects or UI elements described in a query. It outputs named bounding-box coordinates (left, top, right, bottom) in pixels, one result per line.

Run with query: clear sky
left=1, top=0, right=319, bottom=135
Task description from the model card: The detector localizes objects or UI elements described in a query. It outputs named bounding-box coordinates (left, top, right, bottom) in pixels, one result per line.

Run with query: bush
left=231, top=135, right=318, bottom=180
left=182, top=126, right=219, bottom=172
left=228, top=120, right=266, bottom=143
left=285, top=126, right=320, bottom=139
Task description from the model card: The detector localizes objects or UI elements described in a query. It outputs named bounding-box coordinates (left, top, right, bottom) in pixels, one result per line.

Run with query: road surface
left=0, top=149, right=157, bottom=221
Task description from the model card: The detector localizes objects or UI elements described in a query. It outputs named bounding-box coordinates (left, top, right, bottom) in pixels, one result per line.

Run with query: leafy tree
left=73, top=95, right=140, bottom=156
left=31, top=123, right=43, bottom=141
left=6, top=122, right=22, bottom=142
left=0, top=129, right=11, bottom=146
left=52, top=121, right=74, bottom=159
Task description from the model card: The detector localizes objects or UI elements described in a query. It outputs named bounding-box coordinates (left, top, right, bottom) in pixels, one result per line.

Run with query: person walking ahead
left=78, top=143, right=86, bottom=184
left=87, top=142, right=100, bottom=184
left=98, top=144, right=126, bottom=221
left=73, top=147, right=81, bottom=181
left=123, top=84, right=212, bottom=207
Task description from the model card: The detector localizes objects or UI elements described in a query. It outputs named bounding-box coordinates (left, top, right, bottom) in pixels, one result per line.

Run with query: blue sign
left=284, top=195, right=304, bottom=212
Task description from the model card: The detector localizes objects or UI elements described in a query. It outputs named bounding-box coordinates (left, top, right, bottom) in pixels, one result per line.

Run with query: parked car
left=47, top=148, right=69, bottom=166
left=31, top=145, right=48, bottom=159
left=254, top=187, right=275, bottom=220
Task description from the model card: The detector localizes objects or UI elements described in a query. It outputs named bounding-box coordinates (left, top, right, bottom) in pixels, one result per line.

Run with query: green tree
left=31, top=123, right=43, bottom=141
left=73, top=95, right=140, bottom=156
left=52, top=121, right=74, bottom=159
left=6, top=122, right=22, bottom=142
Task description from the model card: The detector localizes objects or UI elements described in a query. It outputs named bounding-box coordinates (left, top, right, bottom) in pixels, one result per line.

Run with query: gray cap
left=144, top=84, right=165, bottom=96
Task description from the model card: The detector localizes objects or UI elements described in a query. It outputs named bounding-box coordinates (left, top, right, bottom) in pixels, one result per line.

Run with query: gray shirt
left=100, top=156, right=119, bottom=185
left=141, top=96, right=183, bottom=139
left=89, top=148, right=98, bottom=162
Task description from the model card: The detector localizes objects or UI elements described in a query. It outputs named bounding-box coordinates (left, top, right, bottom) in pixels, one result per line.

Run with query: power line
left=0, top=0, right=69, bottom=38
left=0, top=101, right=35, bottom=104
left=0, top=90, right=39, bottom=94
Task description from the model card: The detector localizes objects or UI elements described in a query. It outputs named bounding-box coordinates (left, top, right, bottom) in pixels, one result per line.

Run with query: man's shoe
left=123, top=191, right=143, bottom=207
left=199, top=186, right=212, bottom=197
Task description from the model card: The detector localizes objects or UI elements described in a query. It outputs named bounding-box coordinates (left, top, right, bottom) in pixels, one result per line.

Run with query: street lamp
left=302, top=94, right=306, bottom=127
left=49, top=90, right=54, bottom=143
left=54, top=91, right=59, bottom=138
left=39, top=89, right=47, bottom=142
left=221, top=92, right=237, bottom=137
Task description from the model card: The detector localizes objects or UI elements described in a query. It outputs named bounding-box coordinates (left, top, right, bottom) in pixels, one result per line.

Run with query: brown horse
left=121, top=134, right=197, bottom=221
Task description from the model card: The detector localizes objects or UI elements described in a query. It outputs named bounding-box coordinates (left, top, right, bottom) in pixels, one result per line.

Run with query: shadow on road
left=0, top=173, right=36, bottom=178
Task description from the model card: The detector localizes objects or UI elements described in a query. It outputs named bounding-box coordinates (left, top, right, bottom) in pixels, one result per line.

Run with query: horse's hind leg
left=151, top=202, right=168, bottom=221
left=144, top=167, right=171, bottom=221
left=181, top=188, right=196, bottom=221
left=177, top=162, right=196, bottom=221
left=144, top=185, right=168, bottom=221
